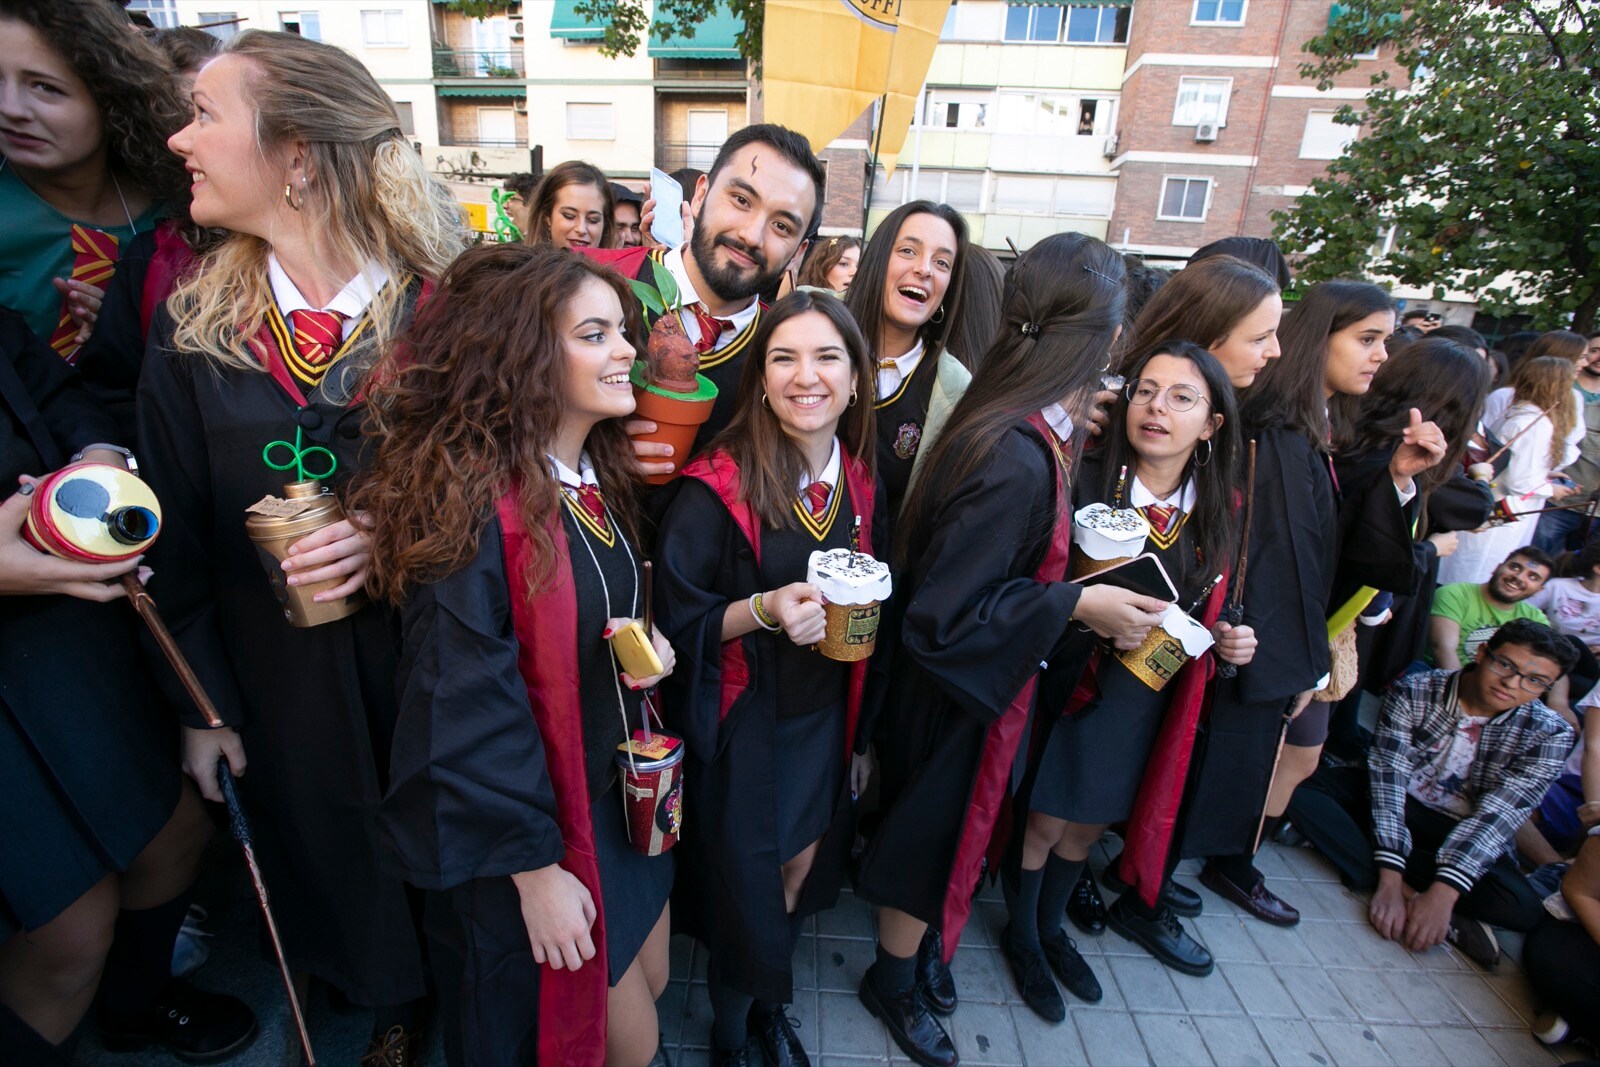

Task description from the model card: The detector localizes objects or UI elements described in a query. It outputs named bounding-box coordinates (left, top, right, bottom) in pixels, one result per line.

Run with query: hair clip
left=1083, top=264, right=1118, bottom=283
left=1020, top=322, right=1042, bottom=338
left=827, top=236, right=839, bottom=249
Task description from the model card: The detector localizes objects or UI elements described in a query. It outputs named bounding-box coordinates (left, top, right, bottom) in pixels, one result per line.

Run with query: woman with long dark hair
left=1184, top=281, right=1448, bottom=941
left=524, top=160, right=616, bottom=251
left=797, top=234, right=862, bottom=293
left=1006, top=341, right=1255, bottom=1018
left=853, top=233, right=1169, bottom=1066
left=136, top=29, right=466, bottom=1058
left=1118, top=254, right=1282, bottom=388
left=845, top=200, right=972, bottom=516
left=655, top=291, right=883, bottom=1066
left=357, top=244, right=676, bottom=1067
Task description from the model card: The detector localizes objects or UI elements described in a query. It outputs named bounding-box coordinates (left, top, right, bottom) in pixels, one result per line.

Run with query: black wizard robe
left=855, top=415, right=1078, bottom=958
left=654, top=446, right=883, bottom=1003
left=135, top=290, right=428, bottom=1005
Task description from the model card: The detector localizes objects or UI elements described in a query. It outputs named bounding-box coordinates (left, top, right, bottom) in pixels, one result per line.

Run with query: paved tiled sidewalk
left=77, top=839, right=1589, bottom=1066
left=660, top=840, right=1587, bottom=1067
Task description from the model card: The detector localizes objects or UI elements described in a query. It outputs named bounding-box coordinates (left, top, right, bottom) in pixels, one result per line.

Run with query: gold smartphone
left=610, top=620, right=664, bottom=678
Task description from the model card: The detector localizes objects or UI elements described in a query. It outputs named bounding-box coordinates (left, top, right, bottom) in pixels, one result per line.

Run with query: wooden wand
left=120, top=574, right=317, bottom=1065
left=1216, top=438, right=1256, bottom=679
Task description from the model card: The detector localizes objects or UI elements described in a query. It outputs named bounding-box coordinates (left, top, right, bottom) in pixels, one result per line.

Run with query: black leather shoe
left=858, top=966, right=958, bottom=1067
left=1199, top=861, right=1301, bottom=927
left=917, top=928, right=958, bottom=1016
left=711, top=1038, right=755, bottom=1067
left=749, top=1001, right=809, bottom=1066
left=1067, top=869, right=1108, bottom=936
left=361, top=1025, right=422, bottom=1067
left=1041, top=929, right=1102, bottom=1004
left=97, top=979, right=258, bottom=1063
left=1102, top=858, right=1202, bottom=918
left=1106, top=894, right=1214, bottom=976
left=1001, top=925, right=1066, bottom=1023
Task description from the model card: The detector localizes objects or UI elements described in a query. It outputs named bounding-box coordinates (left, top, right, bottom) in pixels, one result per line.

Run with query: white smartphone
left=649, top=167, right=685, bottom=249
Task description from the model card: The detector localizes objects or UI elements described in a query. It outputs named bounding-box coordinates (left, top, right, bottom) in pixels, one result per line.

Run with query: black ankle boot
left=916, top=928, right=958, bottom=1015
left=96, top=978, right=258, bottom=1063
left=711, top=1037, right=755, bottom=1067
left=1001, top=924, right=1066, bottom=1023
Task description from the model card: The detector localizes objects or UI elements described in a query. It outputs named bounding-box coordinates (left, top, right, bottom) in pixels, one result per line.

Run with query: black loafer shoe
left=1106, top=895, right=1214, bottom=977
left=361, top=1025, right=423, bottom=1067
left=1199, top=861, right=1301, bottom=927
left=97, top=979, right=258, bottom=1063
left=748, top=1001, right=809, bottom=1067
left=1001, top=925, right=1066, bottom=1023
left=1067, top=869, right=1108, bottom=936
left=858, top=966, right=958, bottom=1067
left=917, top=928, right=958, bottom=1016
left=1102, top=858, right=1203, bottom=919
left=1041, top=929, right=1103, bottom=1004
left=711, top=1038, right=755, bottom=1067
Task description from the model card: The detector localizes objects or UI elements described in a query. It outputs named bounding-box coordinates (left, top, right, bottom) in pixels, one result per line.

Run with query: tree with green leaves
left=1274, top=0, right=1600, bottom=332
left=571, top=0, right=762, bottom=69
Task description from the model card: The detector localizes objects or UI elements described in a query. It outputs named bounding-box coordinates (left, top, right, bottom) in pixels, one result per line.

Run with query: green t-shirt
left=0, top=163, right=162, bottom=341
left=1429, top=581, right=1549, bottom=666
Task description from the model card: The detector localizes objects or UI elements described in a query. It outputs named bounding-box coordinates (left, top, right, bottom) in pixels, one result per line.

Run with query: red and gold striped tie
left=1144, top=504, right=1179, bottom=536
left=575, top=483, right=608, bottom=531
left=287, top=308, right=347, bottom=387
left=805, top=481, right=832, bottom=520
left=49, top=224, right=120, bottom=363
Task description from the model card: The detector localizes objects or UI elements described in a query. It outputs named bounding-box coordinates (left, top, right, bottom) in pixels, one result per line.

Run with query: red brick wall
left=817, top=110, right=872, bottom=235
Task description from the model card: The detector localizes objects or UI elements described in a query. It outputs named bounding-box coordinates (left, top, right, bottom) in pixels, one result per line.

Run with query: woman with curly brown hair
left=135, top=28, right=465, bottom=1060
left=0, top=0, right=190, bottom=362
left=356, top=243, right=676, bottom=1067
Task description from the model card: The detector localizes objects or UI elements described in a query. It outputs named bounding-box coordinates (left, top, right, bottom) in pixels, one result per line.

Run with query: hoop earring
left=931, top=305, right=945, bottom=325
left=284, top=184, right=303, bottom=212
left=760, top=393, right=770, bottom=408
left=1194, top=438, right=1213, bottom=467
left=848, top=391, right=858, bottom=407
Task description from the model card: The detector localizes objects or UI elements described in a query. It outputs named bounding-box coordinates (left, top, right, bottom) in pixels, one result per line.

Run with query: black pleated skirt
left=1029, top=660, right=1168, bottom=826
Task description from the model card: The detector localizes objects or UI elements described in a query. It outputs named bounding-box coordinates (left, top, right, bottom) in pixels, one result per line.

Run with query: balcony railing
left=433, top=48, right=525, bottom=78
left=656, top=141, right=721, bottom=173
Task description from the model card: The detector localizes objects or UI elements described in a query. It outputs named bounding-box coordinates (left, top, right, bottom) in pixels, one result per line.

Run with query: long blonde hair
left=169, top=30, right=465, bottom=371
left=1507, top=356, right=1577, bottom=467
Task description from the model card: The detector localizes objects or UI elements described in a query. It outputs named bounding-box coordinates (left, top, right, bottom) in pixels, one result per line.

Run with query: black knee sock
left=709, top=979, right=753, bottom=1051
left=1209, top=852, right=1259, bottom=887
left=97, top=886, right=196, bottom=1023
left=1119, top=889, right=1161, bottom=921
left=869, top=941, right=917, bottom=997
left=1038, top=855, right=1085, bottom=941
left=1008, top=864, right=1046, bottom=951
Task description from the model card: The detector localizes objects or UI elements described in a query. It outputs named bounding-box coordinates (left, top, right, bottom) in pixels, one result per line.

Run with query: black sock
left=1038, top=855, right=1085, bottom=942
left=1008, top=864, right=1046, bottom=951
left=97, top=886, right=196, bottom=1023
left=870, top=941, right=917, bottom=997
left=1119, top=890, right=1161, bottom=921
left=709, top=979, right=753, bottom=1051
left=1209, top=852, right=1259, bottom=887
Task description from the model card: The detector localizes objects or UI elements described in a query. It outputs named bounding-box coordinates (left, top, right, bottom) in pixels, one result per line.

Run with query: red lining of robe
left=680, top=446, right=875, bottom=765
left=939, top=414, right=1074, bottom=960
left=495, top=491, right=609, bottom=1067
left=140, top=221, right=194, bottom=341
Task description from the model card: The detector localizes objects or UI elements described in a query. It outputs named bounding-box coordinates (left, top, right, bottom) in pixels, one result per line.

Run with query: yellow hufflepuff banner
left=762, top=0, right=953, bottom=176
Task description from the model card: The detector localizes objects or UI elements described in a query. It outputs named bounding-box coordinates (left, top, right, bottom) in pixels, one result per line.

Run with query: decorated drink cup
left=1071, top=502, right=1149, bottom=578
left=1115, top=603, right=1215, bottom=691
left=807, top=548, right=893, bottom=662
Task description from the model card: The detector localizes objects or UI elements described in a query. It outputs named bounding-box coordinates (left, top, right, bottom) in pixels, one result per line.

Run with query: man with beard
left=610, top=182, right=644, bottom=248
left=1429, top=548, right=1554, bottom=669
left=582, top=124, right=824, bottom=476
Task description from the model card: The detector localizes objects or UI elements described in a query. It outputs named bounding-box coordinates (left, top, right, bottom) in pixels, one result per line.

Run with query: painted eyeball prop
left=22, top=462, right=162, bottom=563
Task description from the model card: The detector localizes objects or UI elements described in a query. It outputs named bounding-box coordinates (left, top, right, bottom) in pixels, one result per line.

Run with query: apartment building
left=868, top=0, right=1129, bottom=252
left=1108, top=0, right=1401, bottom=265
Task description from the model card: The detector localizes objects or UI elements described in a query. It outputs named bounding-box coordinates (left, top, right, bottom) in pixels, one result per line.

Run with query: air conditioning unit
left=1102, top=133, right=1119, bottom=159
left=510, top=20, right=524, bottom=39
left=1194, top=121, right=1219, bottom=143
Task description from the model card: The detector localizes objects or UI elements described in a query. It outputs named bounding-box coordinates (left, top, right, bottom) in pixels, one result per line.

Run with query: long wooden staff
left=1216, top=439, right=1256, bottom=679
left=121, top=574, right=317, bottom=1066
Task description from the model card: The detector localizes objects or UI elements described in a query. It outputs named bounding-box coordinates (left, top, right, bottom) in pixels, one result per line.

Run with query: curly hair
left=1506, top=356, right=1578, bottom=468
left=351, top=243, right=648, bottom=603
left=0, top=0, right=191, bottom=208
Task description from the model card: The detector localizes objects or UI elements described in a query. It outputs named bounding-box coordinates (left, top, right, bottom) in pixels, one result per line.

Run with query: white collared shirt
left=1129, top=474, right=1198, bottom=514
left=1040, top=403, right=1075, bottom=442
left=267, top=253, right=390, bottom=340
left=876, top=338, right=925, bottom=401
left=548, top=451, right=601, bottom=495
left=661, top=246, right=760, bottom=352
left=797, top=438, right=842, bottom=499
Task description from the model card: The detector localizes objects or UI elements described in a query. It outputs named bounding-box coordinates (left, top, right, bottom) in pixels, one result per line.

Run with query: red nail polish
left=602, top=627, right=614, bottom=638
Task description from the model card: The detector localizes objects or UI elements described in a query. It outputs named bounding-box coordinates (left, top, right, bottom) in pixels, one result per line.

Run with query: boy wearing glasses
left=1287, top=619, right=1576, bottom=969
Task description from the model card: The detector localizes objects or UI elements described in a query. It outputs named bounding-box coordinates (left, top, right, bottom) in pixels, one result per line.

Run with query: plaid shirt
left=1368, top=668, right=1573, bottom=895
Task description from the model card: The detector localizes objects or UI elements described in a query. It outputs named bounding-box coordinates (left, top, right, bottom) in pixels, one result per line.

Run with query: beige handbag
left=1311, top=587, right=1378, bottom=703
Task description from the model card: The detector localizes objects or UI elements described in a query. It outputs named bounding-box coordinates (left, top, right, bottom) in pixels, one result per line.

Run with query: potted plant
left=628, top=259, right=718, bottom=485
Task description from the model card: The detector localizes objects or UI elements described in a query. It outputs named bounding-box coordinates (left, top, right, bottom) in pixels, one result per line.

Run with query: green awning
left=648, top=3, right=741, bottom=59
left=551, top=0, right=605, bottom=40
left=437, top=85, right=526, bottom=97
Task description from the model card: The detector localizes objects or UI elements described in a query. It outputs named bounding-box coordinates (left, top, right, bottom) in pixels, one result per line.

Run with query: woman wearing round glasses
left=1005, top=341, right=1258, bottom=1018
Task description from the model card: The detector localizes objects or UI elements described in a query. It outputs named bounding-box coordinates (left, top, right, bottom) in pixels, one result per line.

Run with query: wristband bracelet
left=749, top=592, right=781, bottom=632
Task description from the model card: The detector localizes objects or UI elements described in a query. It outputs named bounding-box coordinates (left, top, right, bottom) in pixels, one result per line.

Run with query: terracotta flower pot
left=630, top=362, right=718, bottom=485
